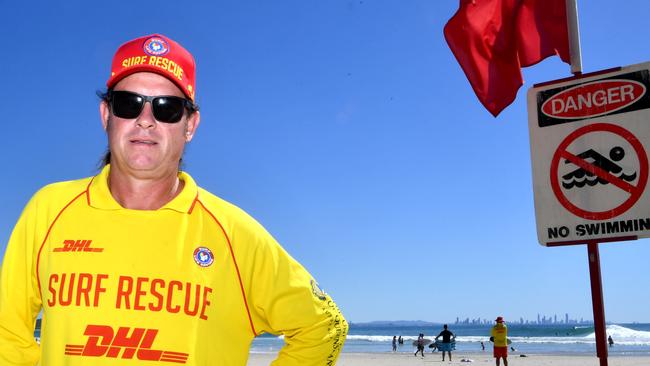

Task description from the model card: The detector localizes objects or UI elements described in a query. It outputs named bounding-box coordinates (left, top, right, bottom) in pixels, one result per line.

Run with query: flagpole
left=566, top=3, right=608, bottom=365
left=565, top=0, right=583, bottom=75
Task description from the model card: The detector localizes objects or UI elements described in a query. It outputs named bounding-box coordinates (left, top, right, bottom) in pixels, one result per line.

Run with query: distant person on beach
left=491, top=316, right=509, bottom=366
left=435, top=324, right=456, bottom=361
left=393, top=335, right=397, bottom=352
left=481, top=341, right=486, bottom=351
left=398, top=335, right=404, bottom=345
left=415, top=333, right=426, bottom=357
left=0, top=34, right=348, bottom=366
left=608, top=335, right=614, bottom=347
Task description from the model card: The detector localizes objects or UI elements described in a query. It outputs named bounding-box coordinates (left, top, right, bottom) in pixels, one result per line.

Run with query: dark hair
left=96, top=89, right=111, bottom=169
left=97, top=89, right=110, bottom=102
left=96, top=88, right=198, bottom=170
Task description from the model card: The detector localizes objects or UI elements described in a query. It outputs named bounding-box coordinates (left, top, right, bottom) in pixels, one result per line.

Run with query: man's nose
left=136, top=102, right=156, bottom=128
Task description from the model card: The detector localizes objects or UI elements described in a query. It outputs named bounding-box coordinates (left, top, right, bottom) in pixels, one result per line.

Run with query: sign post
left=528, top=62, right=650, bottom=366
left=587, top=241, right=607, bottom=366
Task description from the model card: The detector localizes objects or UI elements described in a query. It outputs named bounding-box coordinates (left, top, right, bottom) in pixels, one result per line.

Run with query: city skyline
left=454, top=313, right=592, bottom=326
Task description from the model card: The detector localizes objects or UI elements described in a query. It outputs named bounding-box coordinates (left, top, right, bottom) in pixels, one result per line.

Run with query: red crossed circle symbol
left=550, top=123, right=648, bottom=220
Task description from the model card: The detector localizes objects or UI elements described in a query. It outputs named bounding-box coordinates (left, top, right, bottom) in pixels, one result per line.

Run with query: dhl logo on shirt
left=53, top=240, right=103, bottom=253
left=65, top=324, right=188, bottom=363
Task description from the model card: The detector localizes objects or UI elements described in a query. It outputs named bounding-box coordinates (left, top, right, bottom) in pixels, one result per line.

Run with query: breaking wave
left=343, top=325, right=650, bottom=346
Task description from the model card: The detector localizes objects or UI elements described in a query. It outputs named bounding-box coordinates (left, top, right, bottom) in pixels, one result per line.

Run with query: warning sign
left=528, top=62, right=650, bottom=245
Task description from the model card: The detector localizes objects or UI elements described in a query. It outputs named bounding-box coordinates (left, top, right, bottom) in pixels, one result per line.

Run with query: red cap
left=496, top=316, right=504, bottom=323
left=107, top=34, right=196, bottom=101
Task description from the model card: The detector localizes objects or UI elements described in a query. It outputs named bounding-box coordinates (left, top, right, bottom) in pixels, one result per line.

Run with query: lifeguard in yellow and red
left=0, top=33, right=347, bottom=366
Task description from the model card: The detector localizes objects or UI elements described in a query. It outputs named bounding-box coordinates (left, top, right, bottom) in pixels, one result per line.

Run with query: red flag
left=444, top=0, right=571, bottom=117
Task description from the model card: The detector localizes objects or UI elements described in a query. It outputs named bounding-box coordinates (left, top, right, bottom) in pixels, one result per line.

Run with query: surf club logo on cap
left=193, top=247, right=214, bottom=267
left=107, top=33, right=197, bottom=101
left=143, top=36, right=170, bottom=56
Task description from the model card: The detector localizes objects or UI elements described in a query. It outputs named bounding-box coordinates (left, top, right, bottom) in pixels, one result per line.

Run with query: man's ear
left=99, top=101, right=110, bottom=131
left=184, top=111, right=201, bottom=142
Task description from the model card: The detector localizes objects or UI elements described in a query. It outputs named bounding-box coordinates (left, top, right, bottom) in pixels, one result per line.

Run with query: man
left=414, top=333, right=425, bottom=357
left=435, top=324, right=455, bottom=362
left=491, top=316, right=508, bottom=366
left=0, top=34, right=347, bottom=366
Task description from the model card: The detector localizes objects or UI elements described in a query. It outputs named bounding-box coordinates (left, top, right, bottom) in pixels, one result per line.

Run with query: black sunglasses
left=107, top=90, right=198, bottom=123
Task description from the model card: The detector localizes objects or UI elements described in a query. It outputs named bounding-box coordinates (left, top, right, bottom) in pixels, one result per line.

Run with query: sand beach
left=247, top=352, right=650, bottom=366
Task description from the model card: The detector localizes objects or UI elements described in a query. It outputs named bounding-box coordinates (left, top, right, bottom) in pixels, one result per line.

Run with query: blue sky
left=1, top=1, right=649, bottom=324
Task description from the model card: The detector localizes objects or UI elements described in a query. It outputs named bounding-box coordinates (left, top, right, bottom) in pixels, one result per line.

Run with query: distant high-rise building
left=565, top=313, right=569, bottom=324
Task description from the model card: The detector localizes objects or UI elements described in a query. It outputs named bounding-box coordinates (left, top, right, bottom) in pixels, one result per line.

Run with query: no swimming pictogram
left=550, top=123, right=649, bottom=221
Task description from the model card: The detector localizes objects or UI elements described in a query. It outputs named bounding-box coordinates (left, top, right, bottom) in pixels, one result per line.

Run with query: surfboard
left=489, top=337, right=512, bottom=345
left=412, top=339, right=432, bottom=347
left=433, top=340, right=456, bottom=351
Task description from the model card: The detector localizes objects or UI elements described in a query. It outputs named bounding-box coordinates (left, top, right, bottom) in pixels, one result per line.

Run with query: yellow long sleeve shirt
left=0, top=165, right=347, bottom=365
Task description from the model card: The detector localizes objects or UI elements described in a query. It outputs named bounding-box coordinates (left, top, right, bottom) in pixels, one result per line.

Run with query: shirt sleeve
left=0, top=196, right=44, bottom=366
left=241, top=221, right=348, bottom=365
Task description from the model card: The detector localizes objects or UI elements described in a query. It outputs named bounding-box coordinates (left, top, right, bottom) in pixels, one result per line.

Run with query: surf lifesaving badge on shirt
left=193, top=247, right=214, bottom=267
left=311, top=279, right=327, bottom=301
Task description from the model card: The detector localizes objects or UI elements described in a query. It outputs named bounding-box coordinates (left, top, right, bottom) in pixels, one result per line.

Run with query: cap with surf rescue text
left=107, top=34, right=196, bottom=101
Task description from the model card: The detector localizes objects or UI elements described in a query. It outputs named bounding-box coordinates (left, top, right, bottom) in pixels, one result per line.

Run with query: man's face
left=99, top=72, right=200, bottom=179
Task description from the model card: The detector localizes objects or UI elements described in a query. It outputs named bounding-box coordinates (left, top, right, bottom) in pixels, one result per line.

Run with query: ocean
left=33, top=322, right=650, bottom=356
left=250, top=323, right=650, bottom=356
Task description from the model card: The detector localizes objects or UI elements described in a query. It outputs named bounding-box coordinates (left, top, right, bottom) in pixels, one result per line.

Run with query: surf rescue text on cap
left=107, top=34, right=196, bottom=101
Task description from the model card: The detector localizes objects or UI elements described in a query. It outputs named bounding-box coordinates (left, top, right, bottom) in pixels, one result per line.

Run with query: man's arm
left=253, top=243, right=347, bottom=365
left=0, top=197, right=43, bottom=366
left=240, top=220, right=348, bottom=365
